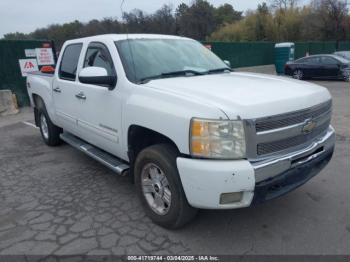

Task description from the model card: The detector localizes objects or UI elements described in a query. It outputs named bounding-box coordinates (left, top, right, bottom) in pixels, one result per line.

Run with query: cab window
left=59, top=43, right=83, bottom=81
left=83, top=42, right=116, bottom=76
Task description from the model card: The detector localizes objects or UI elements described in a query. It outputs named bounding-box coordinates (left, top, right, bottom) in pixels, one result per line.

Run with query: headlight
left=190, top=118, right=246, bottom=159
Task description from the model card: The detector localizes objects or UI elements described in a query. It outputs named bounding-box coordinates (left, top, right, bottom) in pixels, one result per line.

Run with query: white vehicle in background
left=26, top=34, right=335, bottom=229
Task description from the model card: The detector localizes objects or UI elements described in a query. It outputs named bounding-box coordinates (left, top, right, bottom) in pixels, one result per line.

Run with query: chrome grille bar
left=255, top=100, right=332, bottom=133
left=257, top=120, right=330, bottom=155
left=244, top=100, right=332, bottom=159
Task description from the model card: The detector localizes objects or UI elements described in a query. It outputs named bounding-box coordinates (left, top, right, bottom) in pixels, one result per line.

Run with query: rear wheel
left=293, top=69, right=304, bottom=80
left=134, top=144, right=197, bottom=229
left=38, top=108, right=62, bottom=146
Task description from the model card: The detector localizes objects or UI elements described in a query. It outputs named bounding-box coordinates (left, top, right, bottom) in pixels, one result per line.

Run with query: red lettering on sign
left=24, top=61, right=35, bottom=69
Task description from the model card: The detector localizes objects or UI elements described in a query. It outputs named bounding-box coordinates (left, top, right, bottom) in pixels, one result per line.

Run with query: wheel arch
left=127, top=125, right=182, bottom=182
left=31, top=93, right=58, bottom=127
left=127, top=124, right=181, bottom=160
left=32, top=93, right=46, bottom=127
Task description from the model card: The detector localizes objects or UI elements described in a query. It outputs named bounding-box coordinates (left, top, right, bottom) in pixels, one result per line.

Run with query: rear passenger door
left=53, top=43, right=83, bottom=134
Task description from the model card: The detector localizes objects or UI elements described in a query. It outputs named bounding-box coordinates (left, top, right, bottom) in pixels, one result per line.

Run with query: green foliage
left=2, top=1, right=242, bottom=49
left=3, top=32, right=30, bottom=40
left=175, top=0, right=217, bottom=40
left=2, top=0, right=350, bottom=46
left=209, top=0, right=350, bottom=42
left=214, top=3, right=243, bottom=25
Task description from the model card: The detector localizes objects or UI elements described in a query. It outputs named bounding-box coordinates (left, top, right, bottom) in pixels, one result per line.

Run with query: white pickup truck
left=27, top=34, right=335, bottom=229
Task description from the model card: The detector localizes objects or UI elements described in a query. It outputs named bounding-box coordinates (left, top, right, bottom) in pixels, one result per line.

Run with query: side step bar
left=60, top=132, right=129, bottom=175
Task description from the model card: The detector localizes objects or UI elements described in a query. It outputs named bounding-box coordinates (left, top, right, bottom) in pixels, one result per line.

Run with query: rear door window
left=59, top=44, right=83, bottom=81
left=296, top=57, right=307, bottom=63
left=305, top=57, right=320, bottom=64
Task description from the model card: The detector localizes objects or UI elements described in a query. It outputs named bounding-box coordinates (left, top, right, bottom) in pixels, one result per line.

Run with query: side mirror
left=79, top=67, right=117, bottom=90
left=224, top=60, right=231, bottom=68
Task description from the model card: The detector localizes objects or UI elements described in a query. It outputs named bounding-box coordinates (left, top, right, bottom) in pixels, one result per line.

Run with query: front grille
left=244, top=100, right=333, bottom=158
left=255, top=100, right=332, bottom=132
left=257, top=120, right=330, bottom=155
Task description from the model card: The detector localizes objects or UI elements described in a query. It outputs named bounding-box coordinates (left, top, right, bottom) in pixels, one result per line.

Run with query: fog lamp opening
left=220, top=192, right=243, bottom=205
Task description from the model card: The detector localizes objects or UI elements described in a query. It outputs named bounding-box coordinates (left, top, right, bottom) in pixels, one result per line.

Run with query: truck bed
left=27, top=71, right=54, bottom=77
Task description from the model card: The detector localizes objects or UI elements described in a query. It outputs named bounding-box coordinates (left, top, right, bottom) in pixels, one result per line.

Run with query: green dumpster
left=274, top=42, right=295, bottom=75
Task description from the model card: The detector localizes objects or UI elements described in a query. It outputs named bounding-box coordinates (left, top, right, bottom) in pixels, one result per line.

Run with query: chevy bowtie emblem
left=302, top=120, right=317, bottom=134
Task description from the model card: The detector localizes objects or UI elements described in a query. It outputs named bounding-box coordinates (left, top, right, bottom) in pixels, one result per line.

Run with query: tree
left=176, top=0, right=217, bottom=40
left=214, top=4, right=243, bottom=26
left=311, top=0, right=349, bottom=41
left=175, top=3, right=190, bottom=35
left=150, top=5, right=176, bottom=34
left=122, top=9, right=149, bottom=33
left=255, top=3, right=275, bottom=40
left=209, top=3, right=275, bottom=41
left=2, top=0, right=350, bottom=44
left=270, top=0, right=300, bottom=9
left=3, top=32, right=29, bottom=40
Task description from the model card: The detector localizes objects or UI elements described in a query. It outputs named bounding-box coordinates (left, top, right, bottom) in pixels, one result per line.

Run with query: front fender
left=122, top=86, right=227, bottom=155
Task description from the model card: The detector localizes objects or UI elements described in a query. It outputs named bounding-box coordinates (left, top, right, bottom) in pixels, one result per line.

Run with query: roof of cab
left=64, top=34, right=190, bottom=45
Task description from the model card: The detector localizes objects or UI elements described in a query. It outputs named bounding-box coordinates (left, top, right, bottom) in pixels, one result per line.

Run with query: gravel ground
left=0, top=69, right=349, bottom=257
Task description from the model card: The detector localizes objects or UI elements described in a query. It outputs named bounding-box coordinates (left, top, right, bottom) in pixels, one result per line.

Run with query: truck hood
left=144, top=72, right=331, bottom=119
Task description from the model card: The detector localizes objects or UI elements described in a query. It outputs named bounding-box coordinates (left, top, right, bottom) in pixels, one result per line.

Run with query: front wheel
left=134, top=144, right=197, bottom=229
left=293, top=69, right=304, bottom=80
left=344, top=71, right=350, bottom=82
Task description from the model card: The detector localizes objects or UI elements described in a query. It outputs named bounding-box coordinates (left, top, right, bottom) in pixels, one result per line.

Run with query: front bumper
left=177, top=126, right=335, bottom=209
left=252, top=145, right=333, bottom=205
left=341, top=69, right=350, bottom=79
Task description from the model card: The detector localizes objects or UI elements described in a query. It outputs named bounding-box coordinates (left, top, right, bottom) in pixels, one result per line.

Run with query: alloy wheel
left=40, top=114, right=49, bottom=140
left=344, top=72, right=350, bottom=82
left=141, top=163, right=171, bottom=216
left=293, top=70, right=303, bottom=80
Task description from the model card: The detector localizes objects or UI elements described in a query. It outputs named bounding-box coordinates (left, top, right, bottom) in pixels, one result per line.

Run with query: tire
left=293, top=69, right=304, bottom=80
left=344, top=72, right=350, bottom=82
left=38, top=108, right=62, bottom=146
left=134, top=144, right=197, bottom=229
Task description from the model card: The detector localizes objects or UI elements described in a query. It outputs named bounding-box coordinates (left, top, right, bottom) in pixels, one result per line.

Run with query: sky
left=0, top=0, right=269, bottom=38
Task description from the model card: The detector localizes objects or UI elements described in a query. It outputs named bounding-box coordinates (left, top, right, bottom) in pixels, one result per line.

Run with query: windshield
left=334, top=53, right=350, bottom=62
left=115, top=38, right=229, bottom=83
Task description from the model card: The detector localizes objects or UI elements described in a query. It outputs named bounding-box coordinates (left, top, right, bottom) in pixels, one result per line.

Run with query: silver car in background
left=334, top=51, right=350, bottom=60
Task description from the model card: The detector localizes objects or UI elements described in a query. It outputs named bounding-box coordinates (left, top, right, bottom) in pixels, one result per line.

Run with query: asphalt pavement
left=0, top=72, right=349, bottom=256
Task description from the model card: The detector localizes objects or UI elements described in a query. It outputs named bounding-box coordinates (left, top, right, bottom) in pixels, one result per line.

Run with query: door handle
left=53, top=87, right=61, bottom=93
left=75, top=92, right=86, bottom=100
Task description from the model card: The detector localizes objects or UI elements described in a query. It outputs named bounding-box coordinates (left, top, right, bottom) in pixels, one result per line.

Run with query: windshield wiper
left=138, top=69, right=205, bottom=84
left=161, top=69, right=205, bottom=77
left=207, top=67, right=233, bottom=74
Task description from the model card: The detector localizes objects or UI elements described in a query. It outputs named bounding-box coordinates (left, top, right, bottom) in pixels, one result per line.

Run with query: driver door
left=74, top=42, right=123, bottom=157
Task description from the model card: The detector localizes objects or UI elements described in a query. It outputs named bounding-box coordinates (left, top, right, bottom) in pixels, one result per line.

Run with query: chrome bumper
left=252, top=126, right=335, bottom=183
left=250, top=126, right=335, bottom=205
